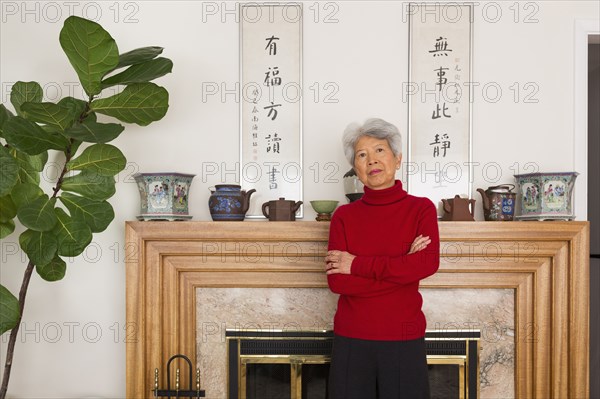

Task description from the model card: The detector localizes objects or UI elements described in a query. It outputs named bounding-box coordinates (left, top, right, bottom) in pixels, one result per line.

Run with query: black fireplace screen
left=226, top=329, right=480, bottom=399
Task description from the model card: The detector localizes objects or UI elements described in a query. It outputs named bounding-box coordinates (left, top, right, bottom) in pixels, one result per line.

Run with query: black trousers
left=328, top=335, right=430, bottom=399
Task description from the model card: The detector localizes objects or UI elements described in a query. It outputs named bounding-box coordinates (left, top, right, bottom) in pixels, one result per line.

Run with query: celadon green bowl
left=310, top=200, right=339, bottom=215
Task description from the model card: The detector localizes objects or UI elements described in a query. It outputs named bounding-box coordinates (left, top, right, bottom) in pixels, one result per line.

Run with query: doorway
left=588, top=33, right=599, bottom=399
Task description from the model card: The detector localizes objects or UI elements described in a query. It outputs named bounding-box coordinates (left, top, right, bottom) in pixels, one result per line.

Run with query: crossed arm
left=325, top=204, right=440, bottom=296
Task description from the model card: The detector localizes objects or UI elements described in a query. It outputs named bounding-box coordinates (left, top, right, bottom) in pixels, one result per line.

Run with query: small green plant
left=0, top=16, right=172, bottom=397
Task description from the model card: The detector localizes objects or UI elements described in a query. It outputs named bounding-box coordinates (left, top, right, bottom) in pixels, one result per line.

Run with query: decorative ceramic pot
left=514, top=172, right=578, bottom=220
left=134, top=173, right=195, bottom=221
left=477, top=185, right=516, bottom=221
left=343, top=168, right=364, bottom=202
left=310, top=200, right=339, bottom=221
left=262, top=198, right=303, bottom=221
left=441, top=195, right=476, bottom=221
left=208, top=185, right=256, bottom=221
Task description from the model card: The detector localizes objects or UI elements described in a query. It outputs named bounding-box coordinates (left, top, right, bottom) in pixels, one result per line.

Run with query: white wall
left=0, top=1, right=597, bottom=397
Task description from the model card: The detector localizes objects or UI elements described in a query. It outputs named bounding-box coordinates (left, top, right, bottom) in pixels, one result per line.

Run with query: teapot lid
left=487, top=184, right=515, bottom=193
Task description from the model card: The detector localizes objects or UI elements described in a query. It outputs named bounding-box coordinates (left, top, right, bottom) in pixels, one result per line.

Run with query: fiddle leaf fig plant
left=0, top=15, right=172, bottom=397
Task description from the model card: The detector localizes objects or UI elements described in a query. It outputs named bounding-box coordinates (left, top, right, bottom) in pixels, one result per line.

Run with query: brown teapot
left=477, top=185, right=516, bottom=221
left=262, top=198, right=303, bottom=221
left=441, top=195, right=476, bottom=221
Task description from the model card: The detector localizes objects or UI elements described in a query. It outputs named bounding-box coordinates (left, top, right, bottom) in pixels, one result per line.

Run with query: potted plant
left=0, top=16, right=172, bottom=397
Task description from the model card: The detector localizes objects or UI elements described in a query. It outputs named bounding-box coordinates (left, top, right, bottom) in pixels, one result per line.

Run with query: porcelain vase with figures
left=134, top=173, right=195, bottom=221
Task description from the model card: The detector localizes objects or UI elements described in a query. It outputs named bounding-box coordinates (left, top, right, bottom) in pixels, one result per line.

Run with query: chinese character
left=265, top=35, right=280, bottom=55
left=265, top=133, right=282, bottom=154
left=432, top=103, right=451, bottom=119
left=264, top=67, right=282, bottom=86
left=435, top=66, right=449, bottom=91
left=429, top=37, right=453, bottom=57
left=268, top=166, right=280, bottom=190
left=264, top=102, right=282, bottom=120
left=429, top=133, right=451, bottom=157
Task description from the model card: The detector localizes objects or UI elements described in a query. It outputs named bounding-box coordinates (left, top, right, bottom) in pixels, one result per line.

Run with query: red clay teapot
left=441, top=195, right=476, bottom=221
left=262, top=198, right=303, bottom=221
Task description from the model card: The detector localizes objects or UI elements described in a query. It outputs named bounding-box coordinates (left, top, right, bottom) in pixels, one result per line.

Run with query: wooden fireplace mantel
left=125, top=221, right=589, bottom=398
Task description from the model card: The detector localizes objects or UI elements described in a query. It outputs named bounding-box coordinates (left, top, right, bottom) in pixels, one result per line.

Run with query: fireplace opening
left=226, top=329, right=480, bottom=399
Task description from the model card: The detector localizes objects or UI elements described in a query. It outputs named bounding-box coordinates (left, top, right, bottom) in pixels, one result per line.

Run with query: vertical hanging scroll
left=407, top=3, right=473, bottom=216
left=240, top=3, right=303, bottom=218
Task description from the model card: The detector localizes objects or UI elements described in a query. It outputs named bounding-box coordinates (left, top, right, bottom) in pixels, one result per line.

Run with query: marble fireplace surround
left=125, top=221, right=589, bottom=398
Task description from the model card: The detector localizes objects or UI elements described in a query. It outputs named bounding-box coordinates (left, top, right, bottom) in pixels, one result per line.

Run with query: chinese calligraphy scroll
left=407, top=3, right=473, bottom=216
left=240, top=3, right=303, bottom=218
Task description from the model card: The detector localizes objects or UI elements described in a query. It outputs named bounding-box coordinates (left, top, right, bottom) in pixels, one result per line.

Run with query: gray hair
left=342, top=118, right=402, bottom=166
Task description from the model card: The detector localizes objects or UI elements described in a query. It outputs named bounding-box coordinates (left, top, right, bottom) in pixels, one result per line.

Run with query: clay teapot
left=477, top=185, right=516, bottom=221
left=208, top=185, right=256, bottom=221
left=262, top=198, right=303, bottom=221
left=441, top=195, right=476, bottom=221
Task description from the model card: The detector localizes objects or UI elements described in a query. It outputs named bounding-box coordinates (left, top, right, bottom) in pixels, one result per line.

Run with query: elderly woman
left=325, top=118, right=440, bottom=399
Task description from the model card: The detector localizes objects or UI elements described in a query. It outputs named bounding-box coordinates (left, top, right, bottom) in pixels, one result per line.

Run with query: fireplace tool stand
left=153, top=354, right=205, bottom=398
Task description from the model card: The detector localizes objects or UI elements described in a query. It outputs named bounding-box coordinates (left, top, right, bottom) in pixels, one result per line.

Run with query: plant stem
left=0, top=261, right=35, bottom=399
left=52, top=140, right=75, bottom=198
left=1, top=128, right=76, bottom=396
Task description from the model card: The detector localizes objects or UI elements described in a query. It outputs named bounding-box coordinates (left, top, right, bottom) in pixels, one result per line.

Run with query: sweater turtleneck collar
left=360, top=180, right=408, bottom=205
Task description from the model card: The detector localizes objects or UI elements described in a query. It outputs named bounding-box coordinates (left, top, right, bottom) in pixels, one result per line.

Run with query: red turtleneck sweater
left=327, top=180, right=440, bottom=341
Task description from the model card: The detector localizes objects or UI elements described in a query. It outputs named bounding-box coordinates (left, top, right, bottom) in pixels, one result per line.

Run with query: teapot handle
left=262, top=202, right=270, bottom=218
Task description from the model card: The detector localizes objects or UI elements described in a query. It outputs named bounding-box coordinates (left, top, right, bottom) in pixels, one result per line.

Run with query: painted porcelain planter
left=514, top=172, right=578, bottom=220
left=134, top=173, right=195, bottom=221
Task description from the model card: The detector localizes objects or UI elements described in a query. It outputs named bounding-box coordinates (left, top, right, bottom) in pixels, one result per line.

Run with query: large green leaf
left=116, top=46, right=163, bottom=69
left=0, top=104, right=15, bottom=137
left=0, top=285, right=19, bottom=335
left=19, top=229, right=58, bottom=266
left=59, top=192, right=114, bottom=233
left=36, top=255, right=67, bottom=282
left=61, top=170, right=115, bottom=200
left=53, top=208, right=92, bottom=257
left=91, top=82, right=169, bottom=126
left=102, top=58, right=173, bottom=88
left=21, top=102, right=75, bottom=132
left=0, top=104, right=14, bottom=125
left=17, top=195, right=57, bottom=232
left=59, top=16, right=119, bottom=96
left=0, top=220, right=15, bottom=239
left=0, top=145, right=19, bottom=196
left=10, top=81, right=42, bottom=116
left=0, top=195, right=17, bottom=223
left=58, top=97, right=87, bottom=122
left=11, top=183, right=44, bottom=209
left=9, top=149, right=47, bottom=185
left=67, top=144, right=126, bottom=176
left=3, top=116, right=70, bottom=155
left=63, top=119, right=124, bottom=143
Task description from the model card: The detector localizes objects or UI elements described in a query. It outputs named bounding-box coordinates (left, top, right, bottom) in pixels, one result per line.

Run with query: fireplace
left=125, top=221, right=589, bottom=398
left=225, top=329, right=480, bottom=399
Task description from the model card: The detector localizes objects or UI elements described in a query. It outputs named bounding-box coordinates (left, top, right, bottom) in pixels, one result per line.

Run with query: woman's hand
left=408, top=234, right=431, bottom=254
left=325, top=250, right=356, bottom=275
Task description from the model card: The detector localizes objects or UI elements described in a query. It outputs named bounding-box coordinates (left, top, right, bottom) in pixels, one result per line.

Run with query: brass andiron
left=153, top=354, right=205, bottom=398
